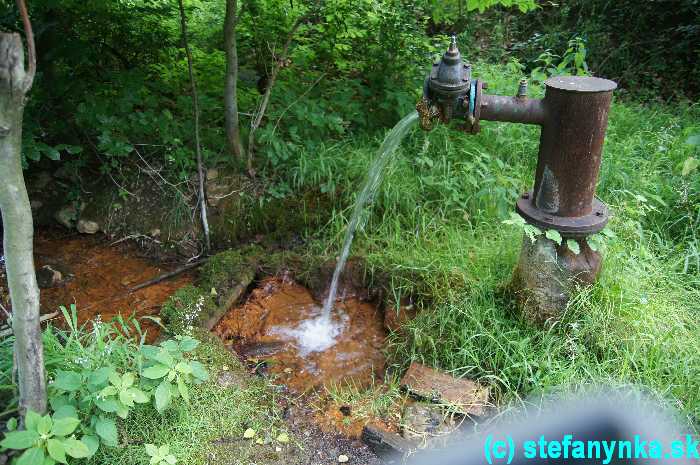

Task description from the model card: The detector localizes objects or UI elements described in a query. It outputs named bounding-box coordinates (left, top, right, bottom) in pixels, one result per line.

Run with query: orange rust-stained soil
left=214, top=277, right=387, bottom=394
left=1, top=230, right=192, bottom=341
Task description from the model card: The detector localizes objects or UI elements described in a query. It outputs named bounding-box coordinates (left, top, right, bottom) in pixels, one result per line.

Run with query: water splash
left=269, top=304, right=349, bottom=355
left=322, top=111, right=419, bottom=320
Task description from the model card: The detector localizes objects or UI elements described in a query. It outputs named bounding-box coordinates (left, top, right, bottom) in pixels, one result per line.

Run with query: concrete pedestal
left=510, top=235, right=601, bottom=326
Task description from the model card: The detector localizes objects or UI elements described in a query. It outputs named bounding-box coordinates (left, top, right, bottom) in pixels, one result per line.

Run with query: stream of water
left=270, top=111, right=418, bottom=353
left=322, top=110, right=419, bottom=319
left=283, top=111, right=419, bottom=354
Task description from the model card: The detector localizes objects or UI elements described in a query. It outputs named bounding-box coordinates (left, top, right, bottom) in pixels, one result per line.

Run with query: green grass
left=89, top=335, right=286, bottom=465
left=276, top=63, right=700, bottom=429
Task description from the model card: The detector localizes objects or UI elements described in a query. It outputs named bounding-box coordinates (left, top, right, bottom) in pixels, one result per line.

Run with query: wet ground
left=0, top=229, right=193, bottom=341
left=214, top=277, right=387, bottom=394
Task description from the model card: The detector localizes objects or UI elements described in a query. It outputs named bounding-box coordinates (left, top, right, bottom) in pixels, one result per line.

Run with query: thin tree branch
left=177, top=0, right=211, bottom=253
left=247, top=15, right=305, bottom=174
left=15, top=0, right=35, bottom=92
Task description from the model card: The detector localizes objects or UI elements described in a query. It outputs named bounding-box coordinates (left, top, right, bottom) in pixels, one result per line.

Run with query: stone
left=54, top=204, right=78, bottom=229
left=510, top=235, right=601, bottom=326
left=361, top=423, right=416, bottom=462
left=401, top=403, right=456, bottom=440
left=206, top=167, right=219, bottom=180
left=338, top=455, right=349, bottom=463
left=400, top=362, right=489, bottom=417
left=36, top=265, right=64, bottom=289
left=77, top=219, right=100, bottom=234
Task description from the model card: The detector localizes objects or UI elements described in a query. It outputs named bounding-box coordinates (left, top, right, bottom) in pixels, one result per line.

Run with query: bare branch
left=15, top=0, right=35, bottom=92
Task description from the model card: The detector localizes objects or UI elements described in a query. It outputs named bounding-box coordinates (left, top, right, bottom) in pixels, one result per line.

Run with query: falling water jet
left=324, top=110, right=419, bottom=313
left=271, top=111, right=418, bottom=354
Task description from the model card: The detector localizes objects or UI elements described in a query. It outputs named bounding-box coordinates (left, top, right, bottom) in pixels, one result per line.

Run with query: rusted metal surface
left=418, top=41, right=616, bottom=238
left=522, top=76, right=616, bottom=234
left=516, top=192, right=609, bottom=238
left=479, top=94, right=546, bottom=126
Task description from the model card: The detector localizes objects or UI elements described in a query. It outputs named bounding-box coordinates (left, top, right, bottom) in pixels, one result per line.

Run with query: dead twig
left=129, top=260, right=206, bottom=292
left=0, top=312, right=59, bottom=338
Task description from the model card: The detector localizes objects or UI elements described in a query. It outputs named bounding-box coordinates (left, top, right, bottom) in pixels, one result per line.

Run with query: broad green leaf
left=143, top=364, right=170, bottom=379
left=243, top=428, right=256, bottom=439
left=155, top=349, right=175, bottom=367
left=82, top=435, right=100, bottom=457
left=88, top=367, right=113, bottom=386
left=37, top=414, right=53, bottom=435
left=177, top=377, right=189, bottom=403
left=6, top=417, right=17, bottom=431
left=119, top=387, right=136, bottom=407
left=545, top=229, right=562, bottom=246
left=177, top=336, right=199, bottom=352
left=122, top=372, right=135, bottom=388
left=189, top=361, right=208, bottom=381
left=100, top=386, right=119, bottom=397
left=43, top=456, right=57, bottom=465
left=25, top=410, right=42, bottom=431
left=52, top=405, right=78, bottom=421
left=131, top=387, right=149, bottom=404
left=108, top=371, right=122, bottom=387
left=47, top=438, right=67, bottom=464
left=165, top=454, right=177, bottom=464
left=95, top=416, right=118, bottom=447
left=62, top=438, right=91, bottom=458
left=685, top=134, right=700, bottom=146
left=160, top=340, right=178, bottom=353
left=145, top=443, right=159, bottom=456
left=16, top=447, right=45, bottom=465
left=116, top=403, right=130, bottom=419
left=54, top=371, right=82, bottom=392
left=51, top=417, right=80, bottom=437
left=0, top=430, right=40, bottom=449
left=158, top=445, right=170, bottom=456
left=95, top=398, right=120, bottom=413
left=175, top=362, right=192, bottom=374
left=155, top=380, right=172, bottom=412
left=140, top=345, right=160, bottom=360
left=566, top=239, right=581, bottom=255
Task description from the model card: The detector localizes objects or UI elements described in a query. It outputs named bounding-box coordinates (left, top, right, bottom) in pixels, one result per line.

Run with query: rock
left=361, top=423, right=416, bottom=462
left=338, top=454, right=349, bottom=463
left=401, top=403, right=456, bottom=440
left=54, top=204, right=78, bottom=229
left=400, top=362, right=489, bottom=417
left=510, top=235, right=601, bottom=326
left=206, top=167, right=219, bottom=180
left=77, top=219, right=100, bottom=234
left=36, top=265, right=64, bottom=289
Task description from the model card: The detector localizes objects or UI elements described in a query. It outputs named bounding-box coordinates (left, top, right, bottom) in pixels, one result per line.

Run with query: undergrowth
left=275, top=63, right=700, bottom=428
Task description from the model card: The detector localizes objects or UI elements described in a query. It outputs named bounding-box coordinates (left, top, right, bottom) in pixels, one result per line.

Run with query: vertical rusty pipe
left=532, top=76, right=616, bottom=219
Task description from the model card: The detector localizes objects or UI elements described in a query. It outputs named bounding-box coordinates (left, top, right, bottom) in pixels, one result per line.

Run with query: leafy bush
left=0, top=306, right=208, bottom=465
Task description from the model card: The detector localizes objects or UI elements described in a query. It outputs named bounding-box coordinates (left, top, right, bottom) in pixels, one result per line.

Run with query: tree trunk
left=224, top=0, right=243, bottom=160
left=177, top=0, right=211, bottom=253
left=0, top=32, right=47, bottom=415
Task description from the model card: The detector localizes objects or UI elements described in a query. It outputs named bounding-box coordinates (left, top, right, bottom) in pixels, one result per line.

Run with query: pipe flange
left=516, top=192, right=609, bottom=238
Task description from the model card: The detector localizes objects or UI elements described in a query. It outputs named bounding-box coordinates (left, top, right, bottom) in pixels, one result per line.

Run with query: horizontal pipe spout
left=479, top=94, right=546, bottom=126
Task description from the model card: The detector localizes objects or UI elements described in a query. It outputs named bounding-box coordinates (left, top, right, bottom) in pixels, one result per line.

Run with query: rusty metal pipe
left=480, top=94, right=546, bottom=126
left=516, top=76, right=617, bottom=237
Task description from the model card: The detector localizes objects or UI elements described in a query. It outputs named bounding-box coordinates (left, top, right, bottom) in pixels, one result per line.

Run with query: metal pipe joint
left=417, top=41, right=617, bottom=239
